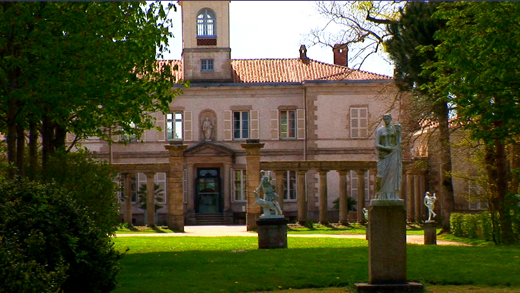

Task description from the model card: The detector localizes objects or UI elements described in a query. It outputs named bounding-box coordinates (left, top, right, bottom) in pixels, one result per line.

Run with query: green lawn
left=112, top=236, right=520, bottom=293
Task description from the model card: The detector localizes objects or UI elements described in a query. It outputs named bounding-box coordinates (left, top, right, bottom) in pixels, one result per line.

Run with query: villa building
left=77, top=1, right=429, bottom=230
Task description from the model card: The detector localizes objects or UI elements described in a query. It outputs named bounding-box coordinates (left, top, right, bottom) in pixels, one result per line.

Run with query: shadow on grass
left=113, top=238, right=520, bottom=293
left=151, top=226, right=167, bottom=233
left=114, top=247, right=368, bottom=293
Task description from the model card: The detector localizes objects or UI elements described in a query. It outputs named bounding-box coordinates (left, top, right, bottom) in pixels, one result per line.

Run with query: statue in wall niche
left=202, top=117, right=213, bottom=141
left=375, top=113, right=402, bottom=200
left=254, top=171, right=283, bottom=218
left=424, top=192, right=437, bottom=222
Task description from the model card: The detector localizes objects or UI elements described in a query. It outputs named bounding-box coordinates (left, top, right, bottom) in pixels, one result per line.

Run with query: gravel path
left=115, top=225, right=468, bottom=246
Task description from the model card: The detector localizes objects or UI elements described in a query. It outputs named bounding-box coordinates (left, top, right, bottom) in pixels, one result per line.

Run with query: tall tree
left=430, top=2, right=520, bottom=244
left=0, top=2, right=184, bottom=176
left=384, top=2, right=456, bottom=233
left=308, top=1, right=402, bottom=70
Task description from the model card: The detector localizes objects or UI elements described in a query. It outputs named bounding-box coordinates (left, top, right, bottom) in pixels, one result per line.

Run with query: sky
left=162, top=1, right=394, bottom=76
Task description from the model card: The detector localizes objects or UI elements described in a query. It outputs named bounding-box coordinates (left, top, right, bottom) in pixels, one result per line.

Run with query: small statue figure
left=362, top=208, right=369, bottom=221
left=424, top=191, right=437, bottom=222
left=202, top=117, right=213, bottom=141
left=254, top=171, right=283, bottom=217
left=375, top=114, right=402, bottom=200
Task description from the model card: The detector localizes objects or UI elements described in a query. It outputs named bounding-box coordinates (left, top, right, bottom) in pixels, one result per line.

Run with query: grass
left=112, top=236, right=520, bottom=293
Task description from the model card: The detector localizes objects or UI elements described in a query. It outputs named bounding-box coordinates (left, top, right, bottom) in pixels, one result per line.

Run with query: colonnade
left=405, top=170, right=428, bottom=222
left=112, top=142, right=427, bottom=232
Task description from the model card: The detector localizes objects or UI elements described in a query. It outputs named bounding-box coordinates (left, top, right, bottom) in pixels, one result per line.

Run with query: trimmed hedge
left=450, top=212, right=493, bottom=240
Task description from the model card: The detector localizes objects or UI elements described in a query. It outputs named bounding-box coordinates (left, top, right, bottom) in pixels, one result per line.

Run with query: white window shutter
left=297, top=109, right=305, bottom=140
left=250, top=110, right=259, bottom=139
left=184, top=111, right=193, bottom=141
left=270, top=109, right=279, bottom=140
left=223, top=110, right=232, bottom=141
left=156, top=113, right=165, bottom=142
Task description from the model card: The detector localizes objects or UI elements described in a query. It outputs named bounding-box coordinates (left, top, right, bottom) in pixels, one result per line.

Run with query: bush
left=43, top=150, right=120, bottom=235
left=450, top=213, right=464, bottom=237
left=0, top=180, right=122, bottom=293
left=450, top=212, right=495, bottom=241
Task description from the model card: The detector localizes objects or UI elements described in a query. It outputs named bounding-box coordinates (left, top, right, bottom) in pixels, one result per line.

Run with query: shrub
left=450, top=213, right=464, bottom=237
left=0, top=180, right=123, bottom=293
left=43, top=150, right=120, bottom=235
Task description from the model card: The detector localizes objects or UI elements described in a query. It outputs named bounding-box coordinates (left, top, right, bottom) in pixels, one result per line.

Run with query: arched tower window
left=197, top=8, right=216, bottom=38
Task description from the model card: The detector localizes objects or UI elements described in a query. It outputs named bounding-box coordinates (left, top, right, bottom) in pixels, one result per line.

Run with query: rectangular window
left=234, top=170, right=247, bottom=202
left=280, top=110, right=296, bottom=139
left=233, top=111, right=249, bottom=139
left=350, top=108, right=368, bottom=138
left=166, top=112, right=183, bottom=140
left=283, top=171, right=297, bottom=200
left=121, top=122, right=137, bottom=143
left=155, top=173, right=167, bottom=204
left=201, top=59, right=214, bottom=72
left=468, top=182, right=487, bottom=210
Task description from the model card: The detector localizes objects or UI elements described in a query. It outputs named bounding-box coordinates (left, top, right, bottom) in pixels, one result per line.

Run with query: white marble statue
left=202, top=117, right=213, bottom=141
left=363, top=208, right=369, bottom=221
left=424, top=192, right=437, bottom=222
left=254, top=171, right=283, bottom=217
left=375, top=113, right=402, bottom=200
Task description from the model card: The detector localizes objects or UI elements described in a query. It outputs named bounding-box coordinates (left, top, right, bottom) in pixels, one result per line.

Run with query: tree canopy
left=429, top=2, right=520, bottom=243
left=0, top=1, right=185, bottom=175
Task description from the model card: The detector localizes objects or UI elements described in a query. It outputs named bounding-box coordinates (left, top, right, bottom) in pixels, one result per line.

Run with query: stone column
left=223, top=163, right=232, bottom=215
left=165, top=143, right=188, bottom=232
left=223, top=163, right=233, bottom=224
left=406, top=171, right=415, bottom=223
left=419, top=172, right=427, bottom=219
left=241, top=140, right=265, bottom=231
left=297, top=170, right=307, bottom=225
left=144, top=172, right=156, bottom=227
left=356, top=170, right=366, bottom=224
left=185, top=163, right=195, bottom=225
left=338, top=170, right=349, bottom=225
left=318, top=170, right=329, bottom=224
left=414, top=173, right=421, bottom=222
left=122, top=173, right=134, bottom=226
left=275, top=170, right=285, bottom=214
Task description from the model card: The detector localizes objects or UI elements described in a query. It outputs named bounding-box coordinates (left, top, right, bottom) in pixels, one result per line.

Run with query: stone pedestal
left=424, top=221, right=437, bottom=245
left=356, top=199, right=423, bottom=293
left=257, top=217, right=288, bottom=249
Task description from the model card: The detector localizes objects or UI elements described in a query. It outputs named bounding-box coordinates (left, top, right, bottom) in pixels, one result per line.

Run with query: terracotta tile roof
left=156, top=60, right=184, bottom=82
left=156, top=58, right=390, bottom=83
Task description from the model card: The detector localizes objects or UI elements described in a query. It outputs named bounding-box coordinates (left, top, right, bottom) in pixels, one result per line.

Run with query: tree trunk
left=495, top=139, right=515, bottom=244
left=434, top=101, right=455, bottom=233
left=28, top=120, right=38, bottom=181
left=6, top=99, right=18, bottom=179
left=16, top=123, right=25, bottom=177
left=41, top=115, right=55, bottom=171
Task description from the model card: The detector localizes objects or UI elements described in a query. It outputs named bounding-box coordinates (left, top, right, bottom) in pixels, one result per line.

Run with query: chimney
left=299, top=45, right=309, bottom=63
left=333, top=44, right=348, bottom=67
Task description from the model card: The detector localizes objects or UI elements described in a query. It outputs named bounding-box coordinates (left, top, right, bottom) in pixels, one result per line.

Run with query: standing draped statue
left=375, top=114, right=402, bottom=200
left=202, top=117, right=213, bottom=141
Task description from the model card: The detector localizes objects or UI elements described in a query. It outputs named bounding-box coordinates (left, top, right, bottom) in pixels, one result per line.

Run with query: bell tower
left=180, top=1, right=232, bottom=83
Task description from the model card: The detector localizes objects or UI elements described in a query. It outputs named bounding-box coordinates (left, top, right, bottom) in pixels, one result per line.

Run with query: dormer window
left=197, top=8, right=216, bottom=38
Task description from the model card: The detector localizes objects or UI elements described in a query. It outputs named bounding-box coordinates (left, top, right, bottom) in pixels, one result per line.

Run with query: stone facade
left=75, top=1, right=413, bottom=229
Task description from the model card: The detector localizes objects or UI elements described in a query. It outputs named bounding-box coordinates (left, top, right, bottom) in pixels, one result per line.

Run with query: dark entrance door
left=195, top=168, right=222, bottom=214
